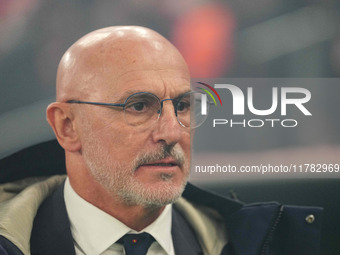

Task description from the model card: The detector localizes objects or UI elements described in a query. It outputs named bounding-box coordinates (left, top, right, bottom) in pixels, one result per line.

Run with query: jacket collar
left=183, top=182, right=244, bottom=219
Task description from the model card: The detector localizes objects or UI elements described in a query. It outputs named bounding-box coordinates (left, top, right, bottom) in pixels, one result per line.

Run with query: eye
left=124, top=94, right=160, bottom=115
left=131, top=102, right=146, bottom=111
left=177, top=100, right=190, bottom=113
left=125, top=100, right=150, bottom=114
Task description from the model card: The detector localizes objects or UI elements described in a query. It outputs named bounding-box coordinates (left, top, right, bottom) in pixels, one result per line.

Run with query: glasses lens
left=124, top=93, right=161, bottom=126
left=177, top=92, right=209, bottom=128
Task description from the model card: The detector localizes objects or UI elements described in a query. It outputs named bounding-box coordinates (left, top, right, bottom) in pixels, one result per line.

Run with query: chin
left=118, top=178, right=187, bottom=208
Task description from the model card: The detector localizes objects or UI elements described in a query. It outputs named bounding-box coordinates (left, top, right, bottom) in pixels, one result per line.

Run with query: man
left=0, top=26, right=322, bottom=255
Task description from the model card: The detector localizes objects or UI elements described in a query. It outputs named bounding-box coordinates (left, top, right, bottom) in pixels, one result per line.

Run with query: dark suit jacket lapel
left=30, top=182, right=75, bottom=255
left=172, top=207, right=204, bottom=255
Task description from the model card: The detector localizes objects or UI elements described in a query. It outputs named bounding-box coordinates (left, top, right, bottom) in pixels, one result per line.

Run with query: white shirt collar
left=64, top=178, right=174, bottom=255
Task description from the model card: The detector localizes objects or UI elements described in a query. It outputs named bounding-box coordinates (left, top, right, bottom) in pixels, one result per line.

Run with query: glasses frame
left=66, top=91, right=207, bottom=128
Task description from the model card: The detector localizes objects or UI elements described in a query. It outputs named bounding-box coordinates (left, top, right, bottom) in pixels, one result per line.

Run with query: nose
left=151, top=100, right=183, bottom=146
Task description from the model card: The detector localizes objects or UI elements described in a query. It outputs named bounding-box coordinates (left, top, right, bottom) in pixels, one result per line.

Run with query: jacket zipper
left=260, top=205, right=284, bottom=255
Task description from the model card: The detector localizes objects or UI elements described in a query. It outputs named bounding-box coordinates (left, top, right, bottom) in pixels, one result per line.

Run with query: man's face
left=75, top=41, right=191, bottom=208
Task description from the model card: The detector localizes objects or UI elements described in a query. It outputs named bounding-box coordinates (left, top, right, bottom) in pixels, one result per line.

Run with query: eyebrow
left=174, top=90, right=192, bottom=99
left=113, top=89, right=192, bottom=102
left=114, top=90, right=144, bottom=102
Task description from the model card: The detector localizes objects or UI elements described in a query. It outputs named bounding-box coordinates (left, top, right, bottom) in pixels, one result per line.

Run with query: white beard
left=81, top=127, right=189, bottom=208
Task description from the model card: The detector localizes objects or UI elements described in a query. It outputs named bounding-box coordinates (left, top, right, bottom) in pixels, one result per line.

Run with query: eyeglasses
left=66, top=91, right=209, bottom=128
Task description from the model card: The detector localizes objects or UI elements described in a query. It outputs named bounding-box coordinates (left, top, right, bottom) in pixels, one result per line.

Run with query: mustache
left=133, top=145, right=185, bottom=171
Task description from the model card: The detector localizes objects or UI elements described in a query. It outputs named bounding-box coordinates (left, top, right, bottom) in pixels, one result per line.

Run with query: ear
left=46, top=102, right=81, bottom=152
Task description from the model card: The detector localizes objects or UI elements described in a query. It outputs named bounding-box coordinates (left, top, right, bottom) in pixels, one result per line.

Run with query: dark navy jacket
left=0, top=181, right=323, bottom=255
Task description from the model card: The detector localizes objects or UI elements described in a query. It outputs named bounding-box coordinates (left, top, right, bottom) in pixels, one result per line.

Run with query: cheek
left=98, top=123, right=150, bottom=159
